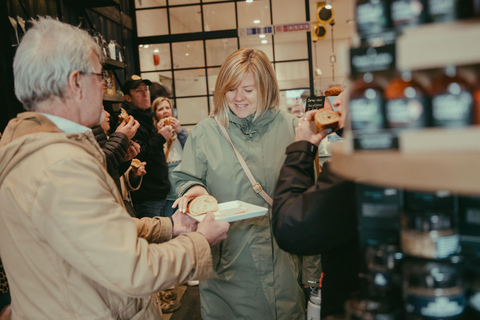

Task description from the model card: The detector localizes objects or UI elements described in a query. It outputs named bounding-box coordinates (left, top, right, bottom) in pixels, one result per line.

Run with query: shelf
left=397, top=18, right=480, bottom=71
left=104, top=58, right=125, bottom=70
left=103, top=94, right=124, bottom=103
left=65, top=0, right=120, bottom=8
left=330, top=130, right=480, bottom=195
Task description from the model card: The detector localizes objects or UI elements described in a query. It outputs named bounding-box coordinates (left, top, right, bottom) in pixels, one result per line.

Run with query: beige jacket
left=0, top=112, right=212, bottom=320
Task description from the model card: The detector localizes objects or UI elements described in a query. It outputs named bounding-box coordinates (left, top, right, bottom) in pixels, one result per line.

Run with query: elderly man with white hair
left=0, top=17, right=229, bottom=320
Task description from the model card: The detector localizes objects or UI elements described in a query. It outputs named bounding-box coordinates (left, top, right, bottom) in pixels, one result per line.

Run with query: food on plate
left=324, top=85, right=343, bottom=97
left=315, top=108, right=340, bottom=132
left=130, top=158, right=142, bottom=169
left=187, top=195, right=219, bottom=216
left=118, top=108, right=131, bottom=123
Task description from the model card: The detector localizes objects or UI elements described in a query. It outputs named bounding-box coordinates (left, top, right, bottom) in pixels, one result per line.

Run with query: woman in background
left=172, top=48, right=321, bottom=320
left=152, top=97, right=188, bottom=218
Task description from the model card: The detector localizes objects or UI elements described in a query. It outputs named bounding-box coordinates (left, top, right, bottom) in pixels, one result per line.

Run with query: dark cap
left=122, top=75, right=152, bottom=94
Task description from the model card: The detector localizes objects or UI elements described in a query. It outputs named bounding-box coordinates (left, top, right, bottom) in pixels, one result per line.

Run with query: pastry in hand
left=118, top=108, right=131, bottom=123
left=130, top=158, right=142, bottom=169
left=324, top=86, right=343, bottom=97
left=187, top=195, right=219, bottom=216
left=315, top=108, right=340, bottom=132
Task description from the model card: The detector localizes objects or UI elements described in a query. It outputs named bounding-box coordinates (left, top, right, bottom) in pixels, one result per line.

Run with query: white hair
left=13, top=17, right=103, bottom=110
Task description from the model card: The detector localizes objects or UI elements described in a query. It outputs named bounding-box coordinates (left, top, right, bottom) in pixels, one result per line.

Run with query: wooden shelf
left=330, top=134, right=480, bottom=196
left=103, top=94, right=124, bottom=103
left=65, top=0, right=119, bottom=8
left=397, top=18, right=480, bottom=71
left=104, top=58, right=125, bottom=70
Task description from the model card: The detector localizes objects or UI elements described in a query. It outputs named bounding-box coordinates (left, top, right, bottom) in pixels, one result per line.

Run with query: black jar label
left=356, top=1, right=391, bottom=37
left=391, top=0, right=426, bottom=30
left=431, top=92, right=473, bottom=127
left=350, top=97, right=386, bottom=131
left=386, top=97, right=429, bottom=129
left=428, top=0, right=458, bottom=22
left=405, top=291, right=466, bottom=318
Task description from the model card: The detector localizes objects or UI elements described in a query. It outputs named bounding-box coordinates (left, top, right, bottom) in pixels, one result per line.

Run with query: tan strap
left=214, top=117, right=273, bottom=207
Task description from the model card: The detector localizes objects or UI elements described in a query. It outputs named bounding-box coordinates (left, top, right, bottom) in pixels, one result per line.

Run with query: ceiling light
left=259, top=34, right=265, bottom=38
left=139, top=44, right=143, bottom=48
left=153, top=49, right=159, bottom=53
left=326, top=0, right=332, bottom=9
left=144, top=45, right=149, bottom=48
left=261, top=40, right=267, bottom=44
left=246, top=0, right=253, bottom=2
left=254, top=20, right=260, bottom=24
left=185, top=53, right=189, bottom=56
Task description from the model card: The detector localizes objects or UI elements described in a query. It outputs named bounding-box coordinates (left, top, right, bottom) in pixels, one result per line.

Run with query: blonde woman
left=172, top=48, right=321, bottom=319
left=152, top=97, right=188, bottom=217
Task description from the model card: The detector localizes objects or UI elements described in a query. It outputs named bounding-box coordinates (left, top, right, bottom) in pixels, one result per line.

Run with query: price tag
left=305, top=96, right=326, bottom=112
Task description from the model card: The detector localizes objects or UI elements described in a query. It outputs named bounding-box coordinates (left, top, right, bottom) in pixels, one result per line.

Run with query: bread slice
left=130, top=158, right=142, bottom=169
left=187, top=195, right=219, bottom=216
left=118, top=108, right=131, bottom=123
left=324, top=86, right=343, bottom=97
left=315, top=108, right=340, bottom=132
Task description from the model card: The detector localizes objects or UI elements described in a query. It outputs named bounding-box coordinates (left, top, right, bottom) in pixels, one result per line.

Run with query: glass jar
left=403, top=257, right=466, bottom=319
left=401, top=210, right=460, bottom=259
left=345, top=298, right=402, bottom=320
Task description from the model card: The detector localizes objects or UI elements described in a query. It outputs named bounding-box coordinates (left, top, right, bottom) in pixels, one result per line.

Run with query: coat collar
left=228, top=109, right=279, bottom=138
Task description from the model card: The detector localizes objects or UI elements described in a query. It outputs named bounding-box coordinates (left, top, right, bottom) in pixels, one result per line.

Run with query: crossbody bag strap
left=214, top=117, right=273, bottom=207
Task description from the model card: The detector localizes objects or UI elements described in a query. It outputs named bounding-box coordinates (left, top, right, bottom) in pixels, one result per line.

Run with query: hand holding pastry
left=295, top=110, right=330, bottom=146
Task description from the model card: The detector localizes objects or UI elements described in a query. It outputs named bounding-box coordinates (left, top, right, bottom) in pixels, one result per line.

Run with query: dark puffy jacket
left=124, top=104, right=170, bottom=202
left=272, top=140, right=360, bottom=317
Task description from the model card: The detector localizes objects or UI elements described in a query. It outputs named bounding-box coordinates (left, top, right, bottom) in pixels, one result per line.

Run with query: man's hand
left=124, top=141, right=140, bottom=161
left=131, top=160, right=146, bottom=177
left=196, top=213, right=230, bottom=246
left=295, top=110, right=329, bottom=146
left=116, top=116, right=140, bottom=140
left=172, top=186, right=209, bottom=214
left=172, top=210, right=199, bottom=236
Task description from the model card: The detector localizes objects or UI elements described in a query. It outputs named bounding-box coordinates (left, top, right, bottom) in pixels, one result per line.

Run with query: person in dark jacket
left=92, top=108, right=145, bottom=216
left=272, top=91, right=360, bottom=317
left=122, top=75, right=172, bottom=218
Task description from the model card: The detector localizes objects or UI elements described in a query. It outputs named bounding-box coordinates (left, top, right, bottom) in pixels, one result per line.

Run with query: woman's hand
left=158, top=124, right=174, bottom=141
left=131, top=161, right=146, bottom=177
left=172, top=185, right=209, bottom=214
left=116, top=116, right=140, bottom=140
left=295, top=110, right=329, bottom=147
left=169, top=117, right=182, bottom=133
left=123, top=141, right=140, bottom=161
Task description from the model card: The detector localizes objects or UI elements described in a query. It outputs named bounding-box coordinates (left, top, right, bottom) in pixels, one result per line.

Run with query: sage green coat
left=172, top=109, right=322, bottom=320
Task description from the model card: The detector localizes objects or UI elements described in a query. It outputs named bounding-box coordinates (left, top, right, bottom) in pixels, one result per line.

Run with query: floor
left=163, top=285, right=202, bottom=320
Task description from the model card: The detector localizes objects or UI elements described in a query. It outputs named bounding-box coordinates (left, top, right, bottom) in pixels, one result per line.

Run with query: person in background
left=150, top=81, right=171, bottom=104
left=152, top=97, right=189, bottom=218
left=0, top=17, right=229, bottom=320
left=272, top=90, right=360, bottom=317
left=122, top=75, right=172, bottom=218
left=172, top=48, right=322, bottom=320
left=93, top=108, right=146, bottom=216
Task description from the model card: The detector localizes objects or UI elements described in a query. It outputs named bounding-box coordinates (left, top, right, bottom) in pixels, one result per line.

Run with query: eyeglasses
left=81, top=70, right=105, bottom=84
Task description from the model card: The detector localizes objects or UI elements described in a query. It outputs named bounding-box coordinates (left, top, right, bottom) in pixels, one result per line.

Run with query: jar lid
left=404, top=258, right=463, bottom=289
left=403, top=210, right=455, bottom=231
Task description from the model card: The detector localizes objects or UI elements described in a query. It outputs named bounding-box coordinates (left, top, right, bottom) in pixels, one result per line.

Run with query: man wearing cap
left=123, top=75, right=172, bottom=218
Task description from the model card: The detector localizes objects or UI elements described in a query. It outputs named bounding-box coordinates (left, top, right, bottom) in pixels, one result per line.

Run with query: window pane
left=139, top=44, right=171, bottom=71
left=272, top=0, right=305, bottom=24
left=170, top=6, right=202, bottom=34
left=174, top=69, right=207, bottom=97
left=203, top=3, right=236, bottom=32
left=169, top=0, right=199, bottom=5
left=140, top=71, right=173, bottom=97
left=239, top=35, right=273, bottom=61
left=206, top=38, right=238, bottom=67
left=207, top=67, right=220, bottom=95
left=134, top=0, right=166, bottom=8
left=275, top=61, right=310, bottom=90
left=176, top=97, right=209, bottom=124
left=172, top=41, right=205, bottom=69
left=274, top=32, right=308, bottom=61
left=237, top=1, right=271, bottom=28
left=136, top=9, right=169, bottom=37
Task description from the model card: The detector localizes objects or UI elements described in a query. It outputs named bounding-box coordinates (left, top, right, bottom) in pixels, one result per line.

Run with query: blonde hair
left=212, top=48, right=279, bottom=126
left=151, top=97, right=173, bottom=126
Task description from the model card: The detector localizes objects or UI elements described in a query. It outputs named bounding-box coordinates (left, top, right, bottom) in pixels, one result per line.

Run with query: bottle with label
left=307, top=287, right=321, bottom=320
left=384, top=71, right=431, bottom=130
left=427, top=0, right=474, bottom=23
left=429, top=65, right=474, bottom=128
left=350, top=72, right=386, bottom=132
left=355, top=0, right=391, bottom=38
left=108, top=40, right=117, bottom=60
left=390, top=0, right=428, bottom=33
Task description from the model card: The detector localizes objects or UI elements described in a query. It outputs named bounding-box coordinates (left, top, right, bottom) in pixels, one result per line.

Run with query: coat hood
left=0, top=112, right=104, bottom=185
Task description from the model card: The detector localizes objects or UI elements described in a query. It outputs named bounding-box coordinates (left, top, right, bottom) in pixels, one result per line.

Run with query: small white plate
left=187, top=200, right=268, bottom=223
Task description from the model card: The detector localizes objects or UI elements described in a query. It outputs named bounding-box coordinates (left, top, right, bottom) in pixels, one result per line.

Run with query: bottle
left=429, top=65, right=474, bottom=128
left=349, top=72, right=386, bottom=132
left=355, top=0, right=391, bottom=39
left=390, top=0, right=427, bottom=33
left=306, top=287, right=321, bottom=320
left=108, top=40, right=117, bottom=60
left=384, top=71, right=431, bottom=130
left=427, top=0, right=474, bottom=23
